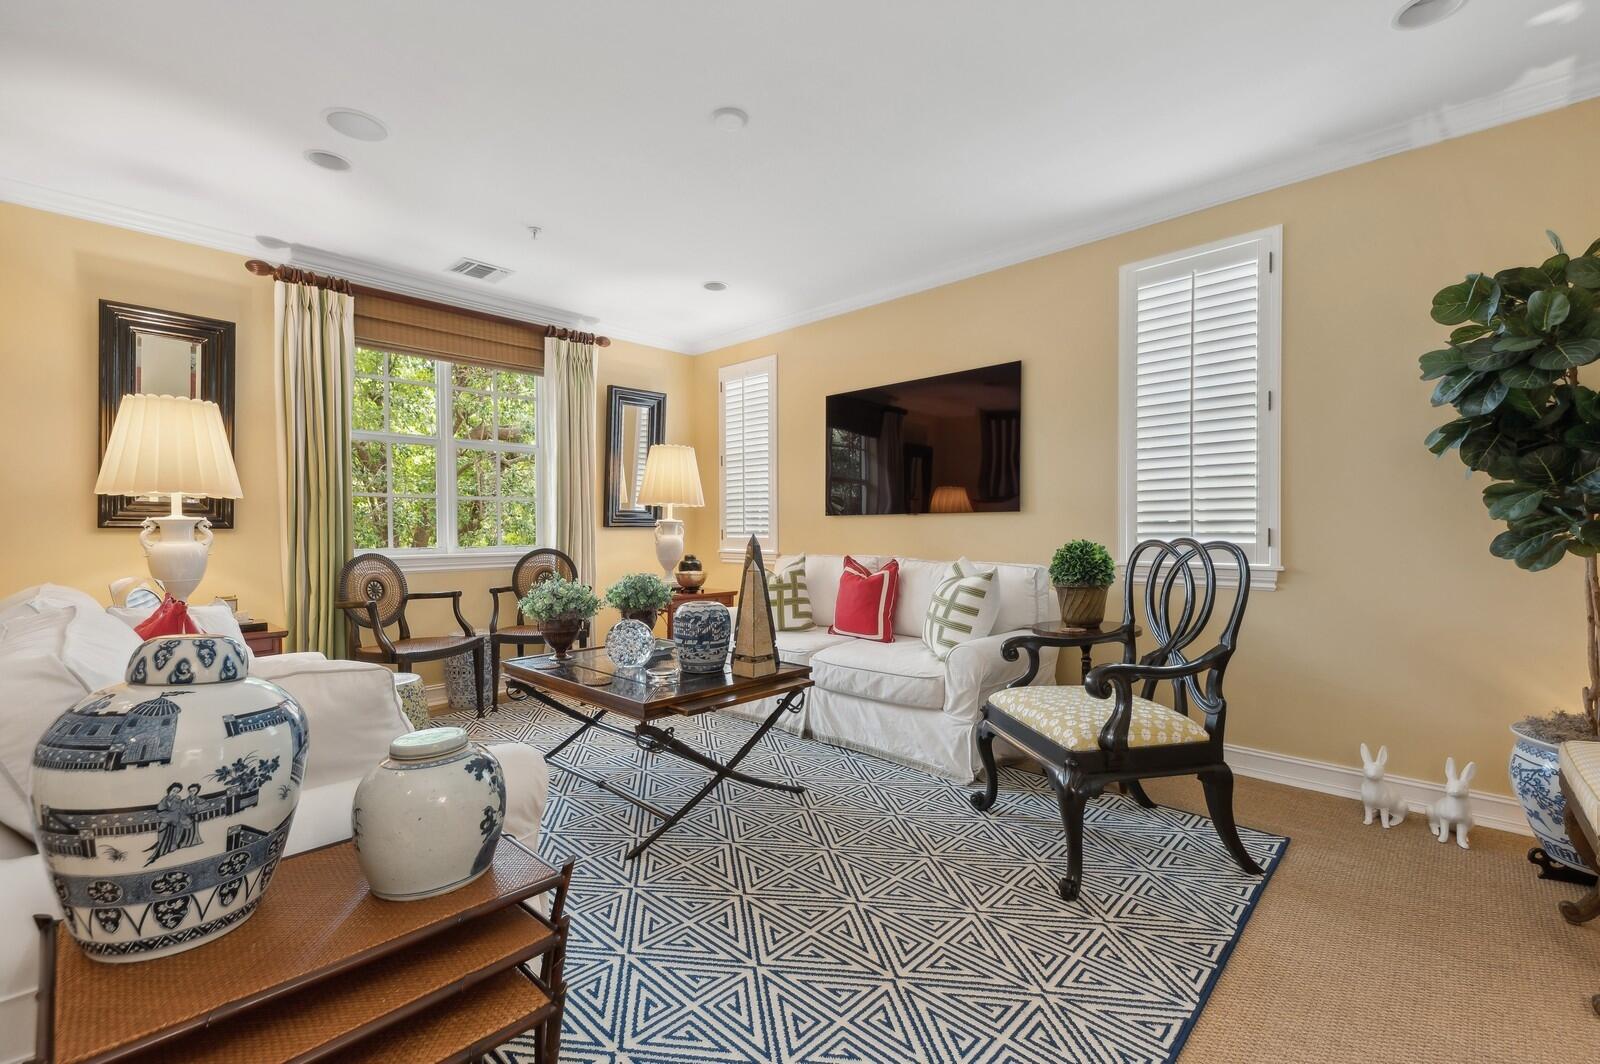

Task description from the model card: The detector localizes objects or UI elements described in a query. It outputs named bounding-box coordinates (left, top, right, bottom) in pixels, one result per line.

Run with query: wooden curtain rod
left=243, top=259, right=611, bottom=346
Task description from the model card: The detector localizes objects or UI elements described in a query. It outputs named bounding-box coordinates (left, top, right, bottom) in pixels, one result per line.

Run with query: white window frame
left=718, top=354, right=779, bottom=561
left=1117, top=225, right=1282, bottom=590
left=352, top=346, right=549, bottom=573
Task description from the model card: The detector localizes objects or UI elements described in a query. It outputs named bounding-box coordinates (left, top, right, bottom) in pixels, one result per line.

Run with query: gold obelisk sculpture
left=731, top=535, right=778, bottom=678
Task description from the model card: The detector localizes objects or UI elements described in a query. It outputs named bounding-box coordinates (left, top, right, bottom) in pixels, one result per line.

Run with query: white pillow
left=0, top=586, right=140, bottom=690
left=0, top=609, right=93, bottom=837
left=107, top=604, right=253, bottom=662
left=922, top=557, right=1000, bottom=661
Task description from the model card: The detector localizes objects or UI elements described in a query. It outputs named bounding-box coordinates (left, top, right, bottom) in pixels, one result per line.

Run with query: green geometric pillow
left=922, top=557, right=999, bottom=660
left=765, top=557, right=815, bottom=632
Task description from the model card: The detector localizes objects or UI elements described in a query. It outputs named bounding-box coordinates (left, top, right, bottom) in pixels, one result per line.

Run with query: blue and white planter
left=30, top=636, right=309, bottom=962
left=673, top=600, right=731, bottom=674
left=352, top=727, right=506, bottom=901
left=1508, top=723, right=1593, bottom=874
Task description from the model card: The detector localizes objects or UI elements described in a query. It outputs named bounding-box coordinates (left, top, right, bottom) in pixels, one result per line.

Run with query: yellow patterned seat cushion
left=989, top=685, right=1209, bottom=752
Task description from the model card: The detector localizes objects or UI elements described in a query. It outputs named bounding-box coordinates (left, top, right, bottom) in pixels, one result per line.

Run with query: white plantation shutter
left=720, top=355, right=778, bottom=555
left=1119, top=228, right=1281, bottom=585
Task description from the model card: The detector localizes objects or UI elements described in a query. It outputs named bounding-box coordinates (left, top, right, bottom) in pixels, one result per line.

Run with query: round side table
left=392, top=671, right=431, bottom=732
left=1029, top=622, right=1140, bottom=679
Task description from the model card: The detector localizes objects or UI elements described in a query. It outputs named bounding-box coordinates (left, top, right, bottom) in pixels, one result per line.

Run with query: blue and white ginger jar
left=352, top=727, right=506, bottom=901
left=30, top=636, right=308, bottom=962
left=673, top=600, right=731, bottom=674
left=1509, top=724, right=1593, bottom=873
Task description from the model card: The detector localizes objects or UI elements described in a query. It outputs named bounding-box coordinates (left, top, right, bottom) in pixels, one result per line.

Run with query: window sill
left=378, top=549, right=529, bottom=574
left=1118, top=562, right=1280, bottom=591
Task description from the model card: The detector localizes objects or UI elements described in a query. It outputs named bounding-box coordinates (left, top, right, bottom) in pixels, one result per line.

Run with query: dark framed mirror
left=98, top=300, right=237, bottom=528
left=605, top=385, right=666, bottom=527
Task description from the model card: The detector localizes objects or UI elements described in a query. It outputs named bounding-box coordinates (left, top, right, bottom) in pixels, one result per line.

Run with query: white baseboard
left=1224, top=743, right=1530, bottom=837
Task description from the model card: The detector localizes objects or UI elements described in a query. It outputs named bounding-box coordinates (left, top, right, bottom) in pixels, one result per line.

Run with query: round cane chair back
left=512, top=548, right=578, bottom=599
left=339, top=553, right=409, bottom=629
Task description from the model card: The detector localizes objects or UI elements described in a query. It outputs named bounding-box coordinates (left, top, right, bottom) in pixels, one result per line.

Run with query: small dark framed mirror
left=605, top=385, right=666, bottom=527
left=98, top=300, right=237, bottom=528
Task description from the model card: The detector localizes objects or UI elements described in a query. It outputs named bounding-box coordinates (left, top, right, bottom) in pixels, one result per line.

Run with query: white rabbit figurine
left=1359, top=744, right=1407, bottom=828
left=1427, top=758, right=1475, bottom=849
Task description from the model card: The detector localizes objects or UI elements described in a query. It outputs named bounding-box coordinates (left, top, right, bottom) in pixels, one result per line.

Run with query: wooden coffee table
left=35, top=836, right=573, bottom=1064
left=504, top=644, right=812, bottom=859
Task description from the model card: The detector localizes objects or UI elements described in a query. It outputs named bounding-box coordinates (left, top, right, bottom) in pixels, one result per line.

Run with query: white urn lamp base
left=654, top=509, right=686, bottom=581
left=140, top=493, right=213, bottom=602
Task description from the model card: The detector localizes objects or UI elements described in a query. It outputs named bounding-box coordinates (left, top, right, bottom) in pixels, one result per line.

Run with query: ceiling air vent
left=445, top=258, right=514, bottom=283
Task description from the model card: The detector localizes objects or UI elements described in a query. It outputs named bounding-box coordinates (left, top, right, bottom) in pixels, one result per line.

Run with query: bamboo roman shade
left=354, top=292, right=544, bottom=374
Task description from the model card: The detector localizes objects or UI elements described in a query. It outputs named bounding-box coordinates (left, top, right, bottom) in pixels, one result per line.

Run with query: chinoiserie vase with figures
left=673, top=600, right=731, bottom=673
left=29, top=636, right=308, bottom=963
left=351, top=727, right=506, bottom=901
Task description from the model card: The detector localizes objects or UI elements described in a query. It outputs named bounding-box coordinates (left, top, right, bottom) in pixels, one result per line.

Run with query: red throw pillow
left=829, top=557, right=899, bottom=642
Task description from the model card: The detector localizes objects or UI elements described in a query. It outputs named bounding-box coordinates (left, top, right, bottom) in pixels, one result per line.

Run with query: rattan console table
left=33, top=836, right=573, bottom=1064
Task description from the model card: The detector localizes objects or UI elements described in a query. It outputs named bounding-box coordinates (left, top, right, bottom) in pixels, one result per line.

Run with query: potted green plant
left=1048, top=539, right=1116, bottom=629
left=518, top=576, right=601, bottom=661
left=604, top=572, right=673, bottom=629
left=1419, top=229, right=1600, bottom=874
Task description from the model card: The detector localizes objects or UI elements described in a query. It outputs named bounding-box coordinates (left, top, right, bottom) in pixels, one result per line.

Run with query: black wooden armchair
left=336, top=553, right=486, bottom=718
left=488, top=547, right=585, bottom=705
left=970, top=538, right=1261, bottom=901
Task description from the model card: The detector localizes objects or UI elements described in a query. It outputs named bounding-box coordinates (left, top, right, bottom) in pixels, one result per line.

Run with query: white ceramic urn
left=30, top=636, right=308, bottom=962
left=352, top=728, right=507, bottom=901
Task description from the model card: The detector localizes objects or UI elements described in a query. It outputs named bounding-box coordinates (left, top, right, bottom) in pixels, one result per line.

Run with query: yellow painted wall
left=687, top=98, right=1600, bottom=796
left=0, top=202, right=693, bottom=692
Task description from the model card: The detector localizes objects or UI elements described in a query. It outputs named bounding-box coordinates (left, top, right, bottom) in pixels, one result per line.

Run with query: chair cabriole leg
left=1200, top=765, right=1261, bottom=875
left=971, top=718, right=1000, bottom=812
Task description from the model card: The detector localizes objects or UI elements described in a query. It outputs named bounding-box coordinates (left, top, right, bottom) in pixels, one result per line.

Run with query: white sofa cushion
left=107, top=602, right=253, bottom=660
left=0, top=585, right=139, bottom=691
left=773, top=628, right=854, bottom=664
left=891, top=557, right=948, bottom=637
left=0, top=610, right=90, bottom=837
left=810, top=638, right=946, bottom=711
left=783, top=554, right=882, bottom=629
left=252, top=654, right=407, bottom=791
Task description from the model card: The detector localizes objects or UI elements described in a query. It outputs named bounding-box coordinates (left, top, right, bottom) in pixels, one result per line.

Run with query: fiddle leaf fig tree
left=1421, top=231, right=1600, bottom=734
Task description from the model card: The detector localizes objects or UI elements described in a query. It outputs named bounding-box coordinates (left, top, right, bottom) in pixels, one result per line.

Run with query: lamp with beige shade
left=637, top=443, right=704, bottom=580
left=928, top=485, right=975, bottom=514
left=94, top=393, right=242, bottom=603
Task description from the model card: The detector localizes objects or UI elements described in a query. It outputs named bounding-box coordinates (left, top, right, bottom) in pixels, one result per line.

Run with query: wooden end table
left=35, top=837, right=573, bottom=1064
left=238, top=621, right=288, bottom=657
left=504, top=644, right=811, bottom=859
left=1029, top=620, right=1140, bottom=678
left=665, top=589, right=735, bottom=638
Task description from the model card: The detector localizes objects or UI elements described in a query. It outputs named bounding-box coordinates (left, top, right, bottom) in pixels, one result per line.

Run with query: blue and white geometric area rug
left=459, top=700, right=1288, bottom=1064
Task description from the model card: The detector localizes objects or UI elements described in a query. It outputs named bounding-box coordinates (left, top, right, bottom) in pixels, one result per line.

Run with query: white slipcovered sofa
left=0, top=584, right=549, bottom=1064
left=727, top=554, right=1058, bottom=781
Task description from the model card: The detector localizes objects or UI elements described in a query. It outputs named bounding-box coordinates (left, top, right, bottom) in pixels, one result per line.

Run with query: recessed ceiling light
left=703, top=281, right=728, bottom=292
left=1393, top=0, right=1467, bottom=29
left=324, top=108, right=388, bottom=142
left=304, top=149, right=352, bottom=172
left=711, top=107, right=749, bottom=132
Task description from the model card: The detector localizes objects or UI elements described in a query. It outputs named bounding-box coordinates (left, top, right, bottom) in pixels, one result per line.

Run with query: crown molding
left=680, top=61, right=1600, bottom=355
left=0, top=176, right=692, bottom=354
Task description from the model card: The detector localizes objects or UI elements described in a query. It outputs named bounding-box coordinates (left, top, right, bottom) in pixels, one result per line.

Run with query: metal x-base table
left=503, top=643, right=812, bottom=859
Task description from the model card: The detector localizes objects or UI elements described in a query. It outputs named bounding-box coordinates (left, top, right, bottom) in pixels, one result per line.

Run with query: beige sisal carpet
left=1132, top=774, right=1600, bottom=1062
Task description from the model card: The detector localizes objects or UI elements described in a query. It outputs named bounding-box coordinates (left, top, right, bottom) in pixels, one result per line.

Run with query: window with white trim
left=719, top=355, right=777, bottom=558
left=1118, top=226, right=1281, bottom=587
left=352, top=346, right=542, bottom=563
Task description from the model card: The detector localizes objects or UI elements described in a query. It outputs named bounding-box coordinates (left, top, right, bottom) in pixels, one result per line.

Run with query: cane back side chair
left=335, top=552, right=485, bottom=717
left=488, top=547, right=585, bottom=704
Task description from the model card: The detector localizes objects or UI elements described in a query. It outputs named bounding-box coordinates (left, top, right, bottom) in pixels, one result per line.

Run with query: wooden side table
left=36, top=837, right=572, bottom=1064
left=1029, top=621, right=1140, bottom=679
left=239, top=622, right=288, bottom=657
left=665, top=588, right=736, bottom=638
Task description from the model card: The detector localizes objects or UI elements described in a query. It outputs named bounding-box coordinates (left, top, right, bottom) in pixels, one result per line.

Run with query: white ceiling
left=2, top=1, right=1597, bottom=354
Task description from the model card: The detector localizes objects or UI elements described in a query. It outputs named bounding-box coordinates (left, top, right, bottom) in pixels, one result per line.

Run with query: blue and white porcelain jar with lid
left=30, top=636, right=309, bottom=962
left=352, top=727, right=507, bottom=901
left=673, top=600, right=731, bottom=673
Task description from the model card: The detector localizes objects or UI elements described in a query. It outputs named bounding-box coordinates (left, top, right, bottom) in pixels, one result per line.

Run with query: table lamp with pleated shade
left=95, top=394, right=242, bottom=602
left=637, top=444, right=704, bottom=579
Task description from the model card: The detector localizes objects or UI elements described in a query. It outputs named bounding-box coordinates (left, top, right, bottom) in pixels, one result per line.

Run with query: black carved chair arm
left=488, top=585, right=517, bottom=635
left=1083, top=647, right=1230, bottom=754
left=405, top=590, right=476, bottom=638
left=334, top=598, right=398, bottom=659
left=1001, top=621, right=1138, bottom=688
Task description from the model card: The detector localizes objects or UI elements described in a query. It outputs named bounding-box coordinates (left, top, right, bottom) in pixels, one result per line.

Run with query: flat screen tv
left=825, top=360, right=1021, bottom=516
